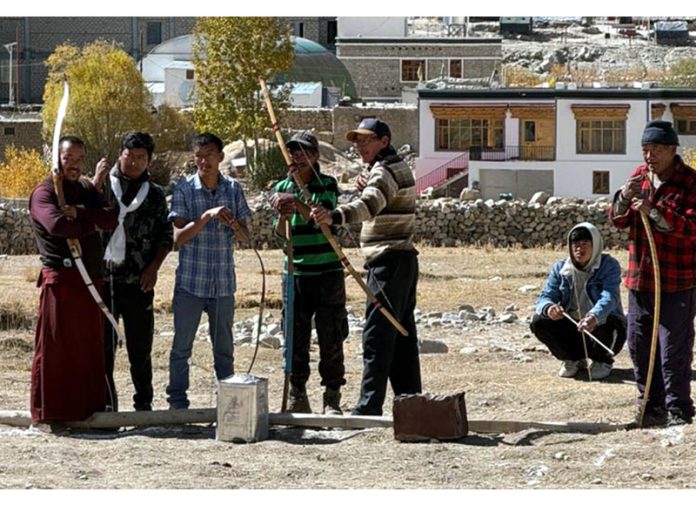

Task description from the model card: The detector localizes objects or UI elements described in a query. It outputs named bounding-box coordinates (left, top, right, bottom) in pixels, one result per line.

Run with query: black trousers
left=281, top=270, right=348, bottom=390
left=103, top=281, right=155, bottom=411
left=353, top=250, right=421, bottom=416
left=627, top=289, right=696, bottom=417
left=530, top=313, right=627, bottom=364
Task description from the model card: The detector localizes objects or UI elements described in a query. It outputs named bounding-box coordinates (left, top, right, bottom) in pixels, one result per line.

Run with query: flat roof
left=418, top=87, right=696, bottom=100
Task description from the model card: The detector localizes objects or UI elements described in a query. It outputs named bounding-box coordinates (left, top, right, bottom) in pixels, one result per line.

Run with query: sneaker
left=589, top=361, right=613, bottom=380
left=667, top=408, right=693, bottom=427
left=287, top=385, right=312, bottom=414
left=558, top=360, right=584, bottom=378
left=322, top=387, right=343, bottom=416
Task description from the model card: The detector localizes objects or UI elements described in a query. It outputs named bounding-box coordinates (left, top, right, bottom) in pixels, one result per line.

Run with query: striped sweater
left=330, top=147, right=417, bottom=263
left=273, top=168, right=343, bottom=276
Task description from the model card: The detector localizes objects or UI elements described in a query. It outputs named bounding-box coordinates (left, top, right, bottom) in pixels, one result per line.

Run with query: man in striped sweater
left=270, top=131, right=348, bottom=415
left=312, top=119, right=421, bottom=416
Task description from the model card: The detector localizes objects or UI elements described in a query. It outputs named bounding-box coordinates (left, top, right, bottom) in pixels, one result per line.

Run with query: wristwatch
left=649, top=207, right=660, bottom=222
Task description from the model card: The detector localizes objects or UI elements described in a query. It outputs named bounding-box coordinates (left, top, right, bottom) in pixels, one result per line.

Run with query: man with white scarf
left=93, top=132, right=173, bottom=412
left=531, top=222, right=627, bottom=380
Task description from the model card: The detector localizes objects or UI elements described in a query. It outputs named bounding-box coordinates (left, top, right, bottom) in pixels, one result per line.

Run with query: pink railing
left=415, top=152, right=470, bottom=195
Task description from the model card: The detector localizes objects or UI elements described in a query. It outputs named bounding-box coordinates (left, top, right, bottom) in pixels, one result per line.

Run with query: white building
left=416, top=86, right=696, bottom=200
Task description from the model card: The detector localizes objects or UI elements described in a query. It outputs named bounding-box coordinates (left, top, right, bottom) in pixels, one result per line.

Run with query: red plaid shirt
left=609, top=156, right=696, bottom=293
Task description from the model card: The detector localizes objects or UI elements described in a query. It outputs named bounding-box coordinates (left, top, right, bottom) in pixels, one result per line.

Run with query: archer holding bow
left=28, top=136, right=118, bottom=426
left=610, top=120, right=696, bottom=427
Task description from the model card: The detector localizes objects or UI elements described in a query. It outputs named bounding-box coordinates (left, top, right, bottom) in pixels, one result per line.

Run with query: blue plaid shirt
left=169, top=173, right=251, bottom=298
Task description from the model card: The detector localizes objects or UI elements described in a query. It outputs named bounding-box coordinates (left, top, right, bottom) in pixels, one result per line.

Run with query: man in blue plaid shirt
left=166, top=132, right=251, bottom=409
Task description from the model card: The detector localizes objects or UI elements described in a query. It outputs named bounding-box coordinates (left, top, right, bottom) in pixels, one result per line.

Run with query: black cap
left=641, top=120, right=679, bottom=146
left=346, top=118, right=391, bottom=142
left=286, top=130, right=319, bottom=152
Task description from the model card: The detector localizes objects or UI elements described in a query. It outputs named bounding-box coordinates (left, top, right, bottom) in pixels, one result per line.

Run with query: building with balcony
left=415, top=86, right=696, bottom=200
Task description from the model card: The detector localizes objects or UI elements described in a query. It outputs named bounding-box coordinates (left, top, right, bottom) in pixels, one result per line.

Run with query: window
left=676, top=119, right=696, bottom=135
left=290, top=21, right=304, bottom=38
left=436, top=118, right=504, bottom=151
left=449, top=59, right=462, bottom=79
left=577, top=120, right=625, bottom=154
left=401, top=59, right=426, bottom=82
left=186, top=69, right=194, bottom=80
left=4, top=127, right=15, bottom=136
left=524, top=121, right=536, bottom=142
left=327, top=20, right=337, bottom=47
left=593, top=171, right=610, bottom=194
left=146, top=22, right=162, bottom=45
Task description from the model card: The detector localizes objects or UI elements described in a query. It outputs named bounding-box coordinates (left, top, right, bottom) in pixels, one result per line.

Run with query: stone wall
left=332, top=105, right=418, bottom=151
left=279, top=105, right=419, bottom=152
left=0, top=198, right=629, bottom=256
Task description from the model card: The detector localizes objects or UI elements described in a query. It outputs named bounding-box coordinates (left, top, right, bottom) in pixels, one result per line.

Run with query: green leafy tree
left=193, top=17, right=294, bottom=187
left=42, top=41, right=153, bottom=171
left=660, top=58, right=696, bottom=88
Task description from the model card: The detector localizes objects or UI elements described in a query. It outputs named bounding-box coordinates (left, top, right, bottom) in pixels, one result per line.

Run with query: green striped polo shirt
left=273, top=168, right=342, bottom=276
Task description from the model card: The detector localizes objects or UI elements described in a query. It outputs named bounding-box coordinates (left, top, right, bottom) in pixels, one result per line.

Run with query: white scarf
left=104, top=173, right=149, bottom=265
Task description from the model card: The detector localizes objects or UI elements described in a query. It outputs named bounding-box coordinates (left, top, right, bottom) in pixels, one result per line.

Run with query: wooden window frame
left=449, top=59, right=462, bottom=79
left=401, top=59, right=426, bottom=82
left=435, top=118, right=504, bottom=151
left=593, top=170, right=610, bottom=195
left=576, top=119, right=626, bottom=155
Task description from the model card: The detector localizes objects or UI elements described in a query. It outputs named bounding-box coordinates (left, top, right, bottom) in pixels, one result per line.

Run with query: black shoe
left=667, top=408, right=693, bottom=427
left=134, top=404, right=152, bottom=412
left=633, top=406, right=668, bottom=428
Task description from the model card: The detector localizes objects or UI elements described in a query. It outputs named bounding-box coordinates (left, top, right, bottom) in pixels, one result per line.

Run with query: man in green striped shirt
left=269, top=131, right=348, bottom=415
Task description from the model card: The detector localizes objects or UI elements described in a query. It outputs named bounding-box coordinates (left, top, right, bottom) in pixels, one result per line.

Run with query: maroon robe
left=29, top=177, right=117, bottom=423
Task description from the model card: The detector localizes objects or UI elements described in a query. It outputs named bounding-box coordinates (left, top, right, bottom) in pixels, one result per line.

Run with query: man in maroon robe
left=28, top=136, right=118, bottom=425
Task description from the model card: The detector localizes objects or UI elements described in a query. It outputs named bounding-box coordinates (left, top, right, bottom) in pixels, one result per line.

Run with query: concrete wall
left=0, top=118, right=42, bottom=160
left=337, top=40, right=501, bottom=99
left=0, top=17, right=195, bottom=104
left=337, top=17, right=407, bottom=38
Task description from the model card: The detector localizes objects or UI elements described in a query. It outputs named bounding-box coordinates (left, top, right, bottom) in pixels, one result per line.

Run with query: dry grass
left=6, top=246, right=688, bottom=491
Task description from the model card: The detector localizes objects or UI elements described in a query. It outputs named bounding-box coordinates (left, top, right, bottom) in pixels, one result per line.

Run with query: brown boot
left=287, top=384, right=311, bottom=414
left=322, top=387, right=342, bottom=415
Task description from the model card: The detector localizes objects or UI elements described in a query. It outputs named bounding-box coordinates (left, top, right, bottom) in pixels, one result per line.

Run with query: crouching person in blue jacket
left=531, top=222, right=627, bottom=380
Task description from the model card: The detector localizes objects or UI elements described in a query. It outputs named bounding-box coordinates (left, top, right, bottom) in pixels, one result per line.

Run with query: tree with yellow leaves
left=192, top=17, right=295, bottom=188
left=192, top=17, right=294, bottom=144
left=0, top=145, right=48, bottom=198
left=42, top=41, right=153, bottom=172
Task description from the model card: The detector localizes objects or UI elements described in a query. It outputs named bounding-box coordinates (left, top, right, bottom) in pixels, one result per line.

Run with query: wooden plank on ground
left=0, top=409, right=630, bottom=434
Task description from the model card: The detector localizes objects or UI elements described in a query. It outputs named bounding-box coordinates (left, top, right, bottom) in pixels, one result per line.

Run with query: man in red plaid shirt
left=610, top=120, right=696, bottom=427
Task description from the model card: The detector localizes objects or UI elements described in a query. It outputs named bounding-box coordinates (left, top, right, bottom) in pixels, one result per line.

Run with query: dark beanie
left=641, top=120, right=679, bottom=146
left=569, top=226, right=592, bottom=243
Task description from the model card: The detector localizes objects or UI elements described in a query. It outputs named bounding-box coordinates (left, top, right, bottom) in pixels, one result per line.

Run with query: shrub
left=152, top=105, right=196, bottom=152
left=0, top=145, right=49, bottom=198
left=245, top=140, right=288, bottom=190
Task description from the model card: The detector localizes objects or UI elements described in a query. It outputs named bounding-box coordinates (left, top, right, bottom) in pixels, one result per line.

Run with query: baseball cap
left=286, top=130, right=319, bottom=152
left=346, top=118, right=391, bottom=142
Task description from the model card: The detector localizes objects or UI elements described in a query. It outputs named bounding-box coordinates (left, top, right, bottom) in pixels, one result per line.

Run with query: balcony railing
left=415, top=152, right=469, bottom=195
left=469, top=145, right=556, bottom=161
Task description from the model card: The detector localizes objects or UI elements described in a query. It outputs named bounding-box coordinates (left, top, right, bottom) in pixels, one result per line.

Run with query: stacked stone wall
left=0, top=198, right=629, bottom=255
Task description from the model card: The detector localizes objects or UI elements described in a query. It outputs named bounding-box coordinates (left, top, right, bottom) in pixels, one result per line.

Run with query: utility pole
left=4, top=42, right=17, bottom=106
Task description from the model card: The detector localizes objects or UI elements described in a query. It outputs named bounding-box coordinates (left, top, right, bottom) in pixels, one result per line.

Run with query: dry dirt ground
left=0, top=246, right=695, bottom=490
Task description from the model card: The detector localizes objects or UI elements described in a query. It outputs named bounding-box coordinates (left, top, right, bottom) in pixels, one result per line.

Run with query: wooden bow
left=51, top=81, right=126, bottom=346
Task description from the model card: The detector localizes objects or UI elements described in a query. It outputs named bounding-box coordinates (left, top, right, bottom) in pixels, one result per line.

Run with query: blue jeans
left=166, top=287, right=235, bottom=408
